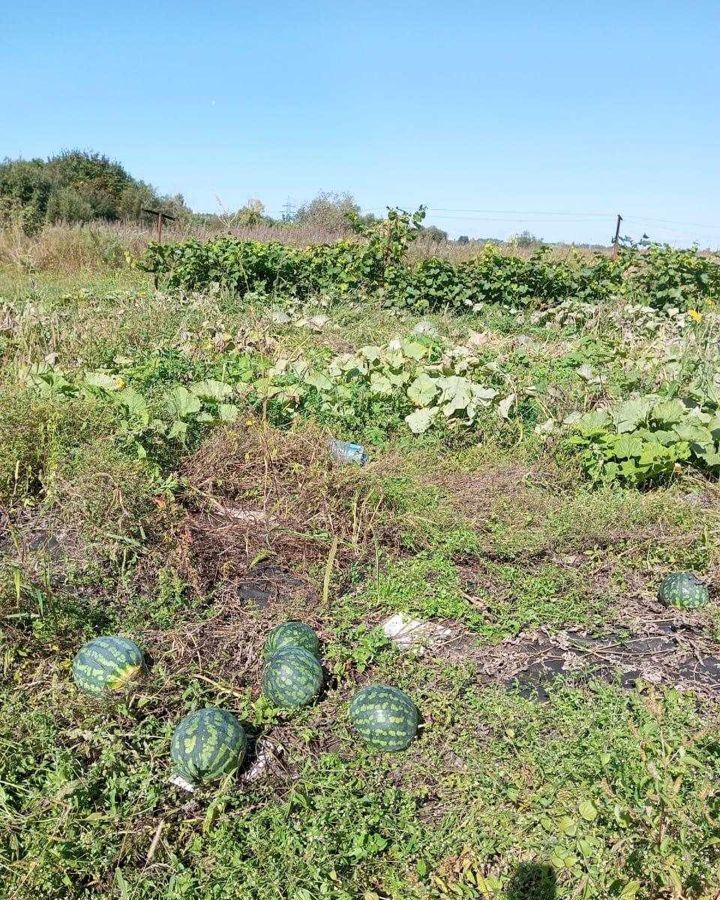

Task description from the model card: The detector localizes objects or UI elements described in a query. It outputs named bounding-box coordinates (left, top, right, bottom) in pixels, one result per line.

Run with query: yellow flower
left=688, top=309, right=703, bottom=323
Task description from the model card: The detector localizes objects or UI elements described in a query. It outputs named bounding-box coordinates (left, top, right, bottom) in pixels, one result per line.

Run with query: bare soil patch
left=428, top=588, right=720, bottom=703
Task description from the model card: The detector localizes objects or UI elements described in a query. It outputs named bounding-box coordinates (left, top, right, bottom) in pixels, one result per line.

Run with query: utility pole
left=282, top=200, right=295, bottom=222
left=611, top=214, right=623, bottom=259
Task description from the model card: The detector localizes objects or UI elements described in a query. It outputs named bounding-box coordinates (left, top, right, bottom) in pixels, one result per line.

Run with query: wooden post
left=142, top=208, right=176, bottom=244
left=612, top=214, right=623, bottom=259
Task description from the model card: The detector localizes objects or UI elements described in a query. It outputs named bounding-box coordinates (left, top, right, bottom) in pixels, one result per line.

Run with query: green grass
left=2, top=268, right=720, bottom=899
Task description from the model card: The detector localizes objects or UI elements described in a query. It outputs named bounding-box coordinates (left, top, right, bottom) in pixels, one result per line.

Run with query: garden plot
left=2, top=232, right=720, bottom=899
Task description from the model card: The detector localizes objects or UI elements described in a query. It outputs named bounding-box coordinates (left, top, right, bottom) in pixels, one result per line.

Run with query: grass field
left=2, top=231, right=720, bottom=899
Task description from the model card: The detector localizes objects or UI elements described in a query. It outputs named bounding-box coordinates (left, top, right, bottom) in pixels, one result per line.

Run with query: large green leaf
left=117, top=387, right=150, bottom=425
left=305, top=370, right=335, bottom=392
left=400, top=339, right=427, bottom=361
left=218, top=403, right=239, bottom=422
left=498, top=393, right=516, bottom=420
left=369, top=372, right=394, bottom=395
left=612, top=434, right=645, bottom=459
left=166, top=385, right=202, bottom=418
left=651, top=399, right=686, bottom=425
left=85, top=371, right=123, bottom=392
left=405, top=408, right=437, bottom=434
left=576, top=410, right=612, bottom=433
left=407, top=373, right=439, bottom=407
left=189, top=379, right=234, bottom=401
left=611, top=398, right=653, bottom=433
left=436, top=376, right=474, bottom=416
left=672, top=422, right=714, bottom=446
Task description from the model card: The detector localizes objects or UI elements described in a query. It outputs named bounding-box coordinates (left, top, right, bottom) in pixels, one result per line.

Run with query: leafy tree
left=0, top=150, right=187, bottom=231
left=46, top=186, right=94, bottom=223
left=419, top=224, right=448, bottom=243
left=511, top=230, right=543, bottom=248
left=294, top=191, right=362, bottom=234
left=0, top=158, right=53, bottom=232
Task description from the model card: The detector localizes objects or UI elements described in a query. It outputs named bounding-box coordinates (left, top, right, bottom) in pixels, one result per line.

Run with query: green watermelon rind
left=170, top=708, right=247, bottom=784
left=657, top=572, right=710, bottom=610
left=265, top=621, right=321, bottom=659
left=263, top=646, right=323, bottom=709
left=72, top=635, right=144, bottom=696
left=349, top=685, right=419, bottom=752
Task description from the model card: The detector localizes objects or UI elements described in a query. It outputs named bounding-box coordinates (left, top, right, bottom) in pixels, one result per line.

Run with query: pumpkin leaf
left=407, top=373, right=439, bottom=407
left=405, top=407, right=437, bottom=434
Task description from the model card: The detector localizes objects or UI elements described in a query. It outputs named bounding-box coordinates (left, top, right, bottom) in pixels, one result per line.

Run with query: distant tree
left=419, top=225, right=448, bottom=243
left=457, top=235, right=470, bottom=244
left=45, top=150, right=133, bottom=219
left=235, top=198, right=266, bottom=227
left=294, top=191, right=361, bottom=234
left=117, top=182, right=160, bottom=221
left=510, top=230, right=543, bottom=248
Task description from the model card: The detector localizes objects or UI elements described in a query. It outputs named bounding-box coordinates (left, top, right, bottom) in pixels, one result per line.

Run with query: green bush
left=139, top=211, right=719, bottom=314
left=568, top=395, right=720, bottom=485
left=0, top=151, right=187, bottom=231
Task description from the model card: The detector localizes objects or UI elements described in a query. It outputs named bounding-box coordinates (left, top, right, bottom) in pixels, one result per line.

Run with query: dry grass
left=171, top=421, right=399, bottom=604
left=0, top=219, right=612, bottom=276
left=135, top=422, right=405, bottom=692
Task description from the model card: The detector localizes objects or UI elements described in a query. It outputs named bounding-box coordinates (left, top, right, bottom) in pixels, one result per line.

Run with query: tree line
left=0, top=150, right=457, bottom=242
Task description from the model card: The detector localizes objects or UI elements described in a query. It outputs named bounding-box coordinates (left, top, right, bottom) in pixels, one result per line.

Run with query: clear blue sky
left=4, top=1, right=720, bottom=245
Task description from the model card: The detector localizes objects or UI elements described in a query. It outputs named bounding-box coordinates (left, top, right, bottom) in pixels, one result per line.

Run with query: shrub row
left=138, top=214, right=720, bottom=313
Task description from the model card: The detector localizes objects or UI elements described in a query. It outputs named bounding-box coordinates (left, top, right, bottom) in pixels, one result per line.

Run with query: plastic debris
left=170, top=773, right=196, bottom=793
left=412, top=321, right=439, bottom=337
left=329, top=439, right=368, bottom=465
left=381, top=613, right=454, bottom=655
left=267, top=309, right=291, bottom=325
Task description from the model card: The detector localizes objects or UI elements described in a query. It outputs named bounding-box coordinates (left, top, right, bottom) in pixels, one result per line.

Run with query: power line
left=259, top=204, right=718, bottom=246
left=623, top=214, right=720, bottom=231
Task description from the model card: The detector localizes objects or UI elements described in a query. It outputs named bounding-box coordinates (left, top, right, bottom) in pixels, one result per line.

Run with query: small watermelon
left=265, top=621, right=320, bottom=659
left=658, top=572, right=710, bottom=610
left=72, top=635, right=144, bottom=696
left=171, top=708, right=247, bottom=784
left=263, top=646, right=323, bottom=709
left=349, top=685, right=418, bottom=752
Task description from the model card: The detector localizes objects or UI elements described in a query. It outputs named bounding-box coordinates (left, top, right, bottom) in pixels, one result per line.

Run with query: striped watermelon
left=658, top=572, right=709, bottom=610
left=265, top=621, right=320, bottom=659
left=263, top=646, right=323, bottom=709
left=171, top=708, right=247, bottom=784
left=349, top=685, right=418, bottom=751
left=72, top=635, right=144, bottom=696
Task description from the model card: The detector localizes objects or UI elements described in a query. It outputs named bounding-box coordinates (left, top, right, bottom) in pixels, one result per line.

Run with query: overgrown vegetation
left=2, top=210, right=720, bottom=899
left=0, top=150, right=187, bottom=233
left=140, top=209, right=720, bottom=315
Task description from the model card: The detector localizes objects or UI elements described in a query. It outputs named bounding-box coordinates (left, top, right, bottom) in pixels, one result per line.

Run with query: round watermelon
left=658, top=572, right=710, bottom=610
left=349, top=685, right=418, bottom=751
left=265, top=621, right=320, bottom=659
left=263, top=646, right=323, bottom=709
left=171, top=708, right=247, bottom=784
left=72, top=635, right=144, bottom=696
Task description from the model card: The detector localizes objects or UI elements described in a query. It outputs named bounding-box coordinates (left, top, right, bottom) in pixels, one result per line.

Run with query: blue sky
left=4, top=1, right=720, bottom=245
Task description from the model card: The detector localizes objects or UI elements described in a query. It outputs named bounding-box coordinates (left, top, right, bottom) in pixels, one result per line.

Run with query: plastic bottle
left=328, top=439, right=368, bottom=465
